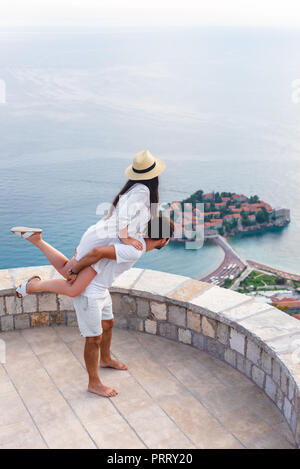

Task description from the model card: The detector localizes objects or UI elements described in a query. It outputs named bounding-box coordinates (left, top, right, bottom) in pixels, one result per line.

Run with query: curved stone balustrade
left=1, top=265, right=300, bottom=447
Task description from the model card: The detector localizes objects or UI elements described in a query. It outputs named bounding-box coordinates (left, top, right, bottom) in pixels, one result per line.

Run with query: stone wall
left=1, top=265, right=300, bottom=446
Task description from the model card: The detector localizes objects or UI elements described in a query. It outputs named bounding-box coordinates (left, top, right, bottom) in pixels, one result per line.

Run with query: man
left=13, top=216, right=174, bottom=398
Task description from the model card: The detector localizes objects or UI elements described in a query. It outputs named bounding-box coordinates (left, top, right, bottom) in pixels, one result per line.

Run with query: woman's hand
left=120, top=236, right=143, bottom=250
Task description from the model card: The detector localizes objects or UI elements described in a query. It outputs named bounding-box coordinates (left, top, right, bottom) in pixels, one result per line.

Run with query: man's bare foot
left=88, top=382, right=118, bottom=397
left=100, top=358, right=128, bottom=371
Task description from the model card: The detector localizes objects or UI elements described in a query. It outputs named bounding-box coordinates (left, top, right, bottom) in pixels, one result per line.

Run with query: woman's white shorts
left=72, top=291, right=114, bottom=337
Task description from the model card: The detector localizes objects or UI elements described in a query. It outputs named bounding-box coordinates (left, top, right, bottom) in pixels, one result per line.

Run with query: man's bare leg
left=84, top=335, right=118, bottom=397
left=100, top=319, right=128, bottom=370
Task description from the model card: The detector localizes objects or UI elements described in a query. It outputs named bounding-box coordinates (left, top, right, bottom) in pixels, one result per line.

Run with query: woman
left=12, top=149, right=166, bottom=297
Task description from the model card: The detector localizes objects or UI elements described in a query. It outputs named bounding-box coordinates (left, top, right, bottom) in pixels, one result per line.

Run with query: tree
left=215, top=192, right=222, bottom=203
left=249, top=195, right=260, bottom=204
left=256, top=210, right=268, bottom=224
left=224, top=278, right=232, bottom=288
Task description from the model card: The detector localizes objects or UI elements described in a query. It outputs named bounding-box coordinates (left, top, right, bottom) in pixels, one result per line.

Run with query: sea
left=0, top=27, right=300, bottom=278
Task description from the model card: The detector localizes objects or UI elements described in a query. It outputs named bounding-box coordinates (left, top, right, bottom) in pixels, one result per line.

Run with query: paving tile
left=159, top=394, right=243, bottom=449
left=87, top=414, right=146, bottom=449
left=17, top=381, right=73, bottom=425
left=0, top=421, right=47, bottom=449
left=21, top=327, right=65, bottom=355
left=126, top=404, right=193, bottom=448
left=68, top=393, right=117, bottom=425
left=0, top=390, right=32, bottom=427
left=244, top=429, right=294, bottom=449
left=217, top=407, right=273, bottom=445
left=37, top=411, right=96, bottom=449
left=53, top=325, right=82, bottom=343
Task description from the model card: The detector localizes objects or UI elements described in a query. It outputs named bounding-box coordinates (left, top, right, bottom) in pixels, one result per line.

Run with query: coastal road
left=200, top=236, right=247, bottom=287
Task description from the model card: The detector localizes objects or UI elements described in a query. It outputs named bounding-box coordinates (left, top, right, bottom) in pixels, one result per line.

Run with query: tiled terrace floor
left=0, top=326, right=296, bottom=449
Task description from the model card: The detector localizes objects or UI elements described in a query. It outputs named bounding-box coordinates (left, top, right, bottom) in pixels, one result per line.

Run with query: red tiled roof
left=209, top=219, right=223, bottom=225
left=205, top=211, right=220, bottom=216
left=273, top=299, right=300, bottom=308
left=224, top=214, right=241, bottom=219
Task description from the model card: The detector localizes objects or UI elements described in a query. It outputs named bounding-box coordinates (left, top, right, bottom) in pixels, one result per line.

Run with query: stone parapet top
left=2, top=265, right=300, bottom=370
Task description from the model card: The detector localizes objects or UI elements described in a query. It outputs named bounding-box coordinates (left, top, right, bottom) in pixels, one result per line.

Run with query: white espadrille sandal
left=10, top=226, right=42, bottom=239
left=16, top=276, right=41, bottom=298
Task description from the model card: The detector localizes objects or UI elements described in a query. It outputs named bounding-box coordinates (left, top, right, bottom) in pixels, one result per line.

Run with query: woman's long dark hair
left=112, top=177, right=159, bottom=208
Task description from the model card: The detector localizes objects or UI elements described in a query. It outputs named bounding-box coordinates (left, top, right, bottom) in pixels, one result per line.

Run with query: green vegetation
left=224, top=278, right=234, bottom=289
left=256, top=209, right=269, bottom=224
left=182, top=190, right=203, bottom=206
left=249, top=195, right=260, bottom=204
left=240, top=270, right=280, bottom=289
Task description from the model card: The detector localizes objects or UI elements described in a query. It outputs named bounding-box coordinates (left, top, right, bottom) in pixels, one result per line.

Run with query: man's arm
left=72, top=246, right=117, bottom=274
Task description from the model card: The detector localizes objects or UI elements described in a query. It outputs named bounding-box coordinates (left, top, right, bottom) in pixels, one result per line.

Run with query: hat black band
left=132, top=161, right=156, bottom=174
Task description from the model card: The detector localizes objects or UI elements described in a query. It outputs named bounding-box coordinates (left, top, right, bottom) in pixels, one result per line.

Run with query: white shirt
left=80, top=236, right=146, bottom=298
left=76, top=183, right=150, bottom=260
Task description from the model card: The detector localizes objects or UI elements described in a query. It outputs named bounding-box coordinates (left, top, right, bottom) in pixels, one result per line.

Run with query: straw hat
left=125, top=150, right=166, bottom=181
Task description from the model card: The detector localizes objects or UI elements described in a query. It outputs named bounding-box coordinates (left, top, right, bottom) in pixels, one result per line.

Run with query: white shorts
left=72, top=291, right=114, bottom=337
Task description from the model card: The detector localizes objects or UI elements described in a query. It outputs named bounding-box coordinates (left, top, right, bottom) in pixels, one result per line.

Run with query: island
left=165, top=191, right=293, bottom=304
left=168, top=190, right=290, bottom=240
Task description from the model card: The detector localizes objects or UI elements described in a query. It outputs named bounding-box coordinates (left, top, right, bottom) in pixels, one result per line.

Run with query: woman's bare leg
left=26, top=232, right=72, bottom=278
left=26, top=267, right=96, bottom=297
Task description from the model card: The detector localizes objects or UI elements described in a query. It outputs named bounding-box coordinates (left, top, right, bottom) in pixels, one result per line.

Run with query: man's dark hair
left=147, top=216, right=174, bottom=240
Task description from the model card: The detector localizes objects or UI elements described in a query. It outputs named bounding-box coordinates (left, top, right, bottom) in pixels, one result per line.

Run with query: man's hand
left=67, top=270, right=78, bottom=284
left=67, top=261, right=79, bottom=284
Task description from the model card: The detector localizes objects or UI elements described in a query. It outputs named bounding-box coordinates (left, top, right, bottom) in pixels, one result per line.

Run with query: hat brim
left=125, top=158, right=166, bottom=181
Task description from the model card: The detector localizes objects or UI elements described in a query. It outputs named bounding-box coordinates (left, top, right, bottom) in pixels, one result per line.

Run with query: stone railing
left=1, top=265, right=300, bottom=446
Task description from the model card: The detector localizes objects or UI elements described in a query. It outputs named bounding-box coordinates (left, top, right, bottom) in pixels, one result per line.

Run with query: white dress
left=76, top=183, right=151, bottom=260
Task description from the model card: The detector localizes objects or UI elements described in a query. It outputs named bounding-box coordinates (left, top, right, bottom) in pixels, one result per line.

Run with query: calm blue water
left=0, top=28, right=300, bottom=277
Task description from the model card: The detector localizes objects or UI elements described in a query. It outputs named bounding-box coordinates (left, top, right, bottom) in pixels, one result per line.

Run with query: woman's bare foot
left=16, top=276, right=41, bottom=298
left=88, top=382, right=118, bottom=397
left=100, top=358, right=128, bottom=370
left=25, top=277, right=41, bottom=294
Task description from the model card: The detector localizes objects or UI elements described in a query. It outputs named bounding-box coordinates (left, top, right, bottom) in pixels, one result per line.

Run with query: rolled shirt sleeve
left=117, top=186, right=150, bottom=232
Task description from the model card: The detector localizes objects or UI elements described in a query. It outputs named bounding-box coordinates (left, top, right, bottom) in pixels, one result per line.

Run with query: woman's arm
left=119, top=226, right=143, bottom=250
